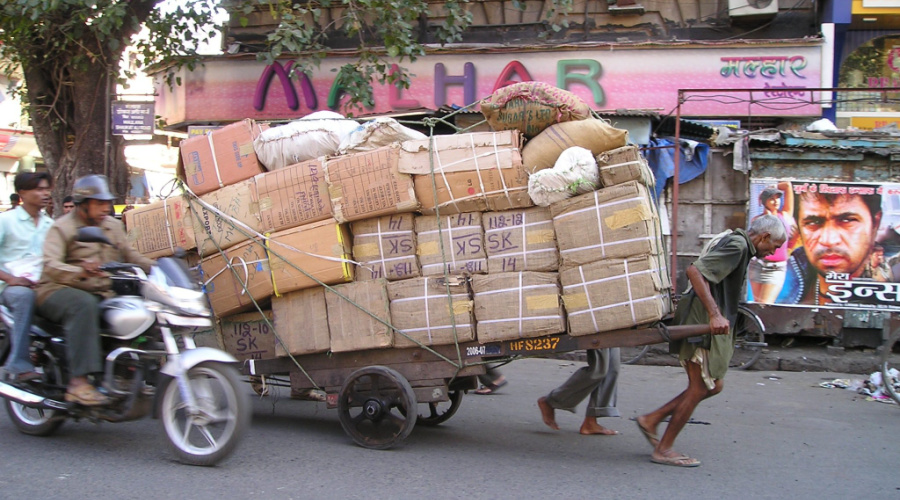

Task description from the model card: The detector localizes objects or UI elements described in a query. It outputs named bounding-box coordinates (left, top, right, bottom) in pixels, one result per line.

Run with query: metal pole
left=671, top=91, right=683, bottom=293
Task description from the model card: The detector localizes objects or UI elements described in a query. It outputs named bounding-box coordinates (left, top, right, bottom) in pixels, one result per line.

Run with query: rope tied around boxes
left=182, top=180, right=474, bottom=388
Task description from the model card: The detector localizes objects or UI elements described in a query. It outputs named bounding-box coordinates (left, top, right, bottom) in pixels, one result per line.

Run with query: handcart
left=241, top=322, right=710, bottom=449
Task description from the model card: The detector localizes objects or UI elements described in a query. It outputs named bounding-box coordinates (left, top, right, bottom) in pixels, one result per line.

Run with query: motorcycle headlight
left=166, top=286, right=211, bottom=317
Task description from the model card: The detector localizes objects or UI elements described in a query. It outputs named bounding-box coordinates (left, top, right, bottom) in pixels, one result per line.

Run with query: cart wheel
left=401, top=389, right=463, bottom=427
left=729, top=306, right=765, bottom=370
left=338, top=366, right=417, bottom=450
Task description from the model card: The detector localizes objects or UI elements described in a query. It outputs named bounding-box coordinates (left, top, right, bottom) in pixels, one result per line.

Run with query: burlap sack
left=480, top=82, right=591, bottom=138
left=521, top=119, right=628, bottom=173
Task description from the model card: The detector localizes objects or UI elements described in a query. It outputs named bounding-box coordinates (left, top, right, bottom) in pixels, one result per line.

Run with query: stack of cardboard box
left=127, top=115, right=672, bottom=361
left=554, top=146, right=672, bottom=336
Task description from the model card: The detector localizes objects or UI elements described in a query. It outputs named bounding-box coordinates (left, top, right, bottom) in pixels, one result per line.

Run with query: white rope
left=205, top=133, right=225, bottom=189
left=183, top=184, right=365, bottom=268
left=579, top=265, right=599, bottom=332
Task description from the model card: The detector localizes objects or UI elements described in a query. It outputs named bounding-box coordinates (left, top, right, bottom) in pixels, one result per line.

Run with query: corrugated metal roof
left=748, top=130, right=900, bottom=154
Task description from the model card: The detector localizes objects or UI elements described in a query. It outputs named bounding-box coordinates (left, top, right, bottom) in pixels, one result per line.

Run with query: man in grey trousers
left=537, top=348, right=620, bottom=435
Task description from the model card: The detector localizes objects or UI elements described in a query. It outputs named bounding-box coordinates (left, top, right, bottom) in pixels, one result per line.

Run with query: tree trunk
left=24, top=42, right=130, bottom=212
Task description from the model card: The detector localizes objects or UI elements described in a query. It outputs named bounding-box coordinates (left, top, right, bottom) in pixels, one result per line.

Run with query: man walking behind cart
left=636, top=215, right=785, bottom=467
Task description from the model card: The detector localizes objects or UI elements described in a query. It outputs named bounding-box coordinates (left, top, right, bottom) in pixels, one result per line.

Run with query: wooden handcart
left=241, top=322, right=710, bottom=449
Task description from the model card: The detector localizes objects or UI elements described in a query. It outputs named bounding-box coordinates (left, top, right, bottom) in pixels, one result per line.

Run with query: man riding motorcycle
left=35, top=175, right=155, bottom=406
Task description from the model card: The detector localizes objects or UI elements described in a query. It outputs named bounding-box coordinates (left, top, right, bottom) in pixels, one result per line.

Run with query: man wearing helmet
left=35, top=175, right=155, bottom=406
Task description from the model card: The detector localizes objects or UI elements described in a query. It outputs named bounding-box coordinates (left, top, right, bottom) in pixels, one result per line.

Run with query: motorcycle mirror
left=76, top=226, right=112, bottom=245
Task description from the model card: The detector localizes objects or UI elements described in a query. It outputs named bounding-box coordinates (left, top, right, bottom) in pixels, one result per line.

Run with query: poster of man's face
left=747, top=179, right=900, bottom=310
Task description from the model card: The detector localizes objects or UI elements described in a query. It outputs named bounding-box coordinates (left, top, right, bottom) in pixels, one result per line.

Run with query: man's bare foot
left=579, top=419, right=619, bottom=435
left=635, top=415, right=659, bottom=448
left=537, top=397, right=559, bottom=430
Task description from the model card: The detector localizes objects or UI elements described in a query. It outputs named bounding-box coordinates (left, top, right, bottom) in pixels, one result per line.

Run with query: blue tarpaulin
left=644, top=137, right=710, bottom=200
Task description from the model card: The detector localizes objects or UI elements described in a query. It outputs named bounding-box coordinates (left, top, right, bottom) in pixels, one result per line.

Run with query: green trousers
left=37, top=287, right=102, bottom=378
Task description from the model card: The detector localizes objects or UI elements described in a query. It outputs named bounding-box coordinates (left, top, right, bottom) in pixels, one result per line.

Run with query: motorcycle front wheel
left=5, top=400, right=65, bottom=436
left=160, top=362, right=250, bottom=466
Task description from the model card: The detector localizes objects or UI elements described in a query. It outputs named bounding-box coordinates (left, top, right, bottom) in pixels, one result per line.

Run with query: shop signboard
left=156, top=45, right=824, bottom=125
left=746, top=178, right=900, bottom=311
left=111, top=102, right=154, bottom=136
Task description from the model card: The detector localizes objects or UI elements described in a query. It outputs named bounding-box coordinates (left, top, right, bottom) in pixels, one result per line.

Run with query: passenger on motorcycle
left=0, top=172, right=54, bottom=382
left=34, top=175, right=155, bottom=406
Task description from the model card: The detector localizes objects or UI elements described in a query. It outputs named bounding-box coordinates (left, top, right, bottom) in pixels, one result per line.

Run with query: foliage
left=0, top=0, right=221, bottom=202
left=237, top=0, right=573, bottom=113
left=0, top=0, right=574, bottom=200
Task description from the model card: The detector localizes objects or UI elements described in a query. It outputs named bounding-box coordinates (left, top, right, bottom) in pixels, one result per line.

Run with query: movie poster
left=746, top=179, right=900, bottom=311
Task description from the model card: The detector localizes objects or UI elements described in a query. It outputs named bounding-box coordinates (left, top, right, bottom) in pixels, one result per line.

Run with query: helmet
left=72, top=175, right=116, bottom=204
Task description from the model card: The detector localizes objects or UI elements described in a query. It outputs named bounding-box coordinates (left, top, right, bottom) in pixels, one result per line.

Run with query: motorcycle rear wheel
left=160, top=362, right=250, bottom=466
left=5, top=400, right=65, bottom=436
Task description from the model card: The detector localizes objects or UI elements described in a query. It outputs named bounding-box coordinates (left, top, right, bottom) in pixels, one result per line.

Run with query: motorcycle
left=0, top=227, right=250, bottom=466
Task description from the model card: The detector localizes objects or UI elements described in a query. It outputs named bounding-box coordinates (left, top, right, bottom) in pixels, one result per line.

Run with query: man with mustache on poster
left=778, top=184, right=883, bottom=305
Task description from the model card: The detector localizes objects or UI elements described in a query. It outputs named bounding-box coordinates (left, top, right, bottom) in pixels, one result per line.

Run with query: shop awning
left=0, top=129, right=38, bottom=160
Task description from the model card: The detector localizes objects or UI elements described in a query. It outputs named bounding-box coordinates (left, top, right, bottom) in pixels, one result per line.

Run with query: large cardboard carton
left=399, top=131, right=532, bottom=214
left=191, top=159, right=334, bottom=257
left=387, top=276, right=474, bottom=348
left=267, top=219, right=353, bottom=295
left=125, top=196, right=196, bottom=258
left=472, top=272, right=565, bottom=343
left=191, top=180, right=262, bottom=256
left=326, top=279, right=393, bottom=352
left=560, top=255, right=671, bottom=336
left=256, top=158, right=332, bottom=232
left=595, top=145, right=656, bottom=188
left=351, top=214, right=420, bottom=281
left=484, top=207, right=558, bottom=273
left=550, top=181, right=662, bottom=268
left=198, top=238, right=273, bottom=317
left=416, top=213, right=487, bottom=276
left=273, top=287, right=330, bottom=356
left=324, top=144, right=419, bottom=223
left=179, top=119, right=268, bottom=196
left=219, top=310, right=278, bottom=361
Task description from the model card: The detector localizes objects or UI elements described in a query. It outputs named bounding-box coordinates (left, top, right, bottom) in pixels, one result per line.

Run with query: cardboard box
left=273, top=287, right=330, bottom=356
left=351, top=214, right=420, bottom=281
left=472, top=272, right=565, bottom=343
left=326, top=279, right=393, bottom=352
left=388, top=276, right=474, bottom=348
left=560, top=255, right=671, bottom=336
left=324, top=144, right=419, bottom=223
left=595, top=145, right=656, bottom=188
left=219, top=310, right=278, bottom=361
left=416, top=213, right=487, bottom=276
left=179, top=119, right=268, bottom=196
left=550, top=181, right=662, bottom=269
left=267, top=218, right=354, bottom=295
left=198, top=238, right=273, bottom=317
left=191, top=159, right=334, bottom=257
left=256, top=158, right=332, bottom=232
left=125, top=196, right=196, bottom=258
left=484, top=207, right=558, bottom=273
left=399, top=131, right=532, bottom=214
left=191, top=180, right=262, bottom=256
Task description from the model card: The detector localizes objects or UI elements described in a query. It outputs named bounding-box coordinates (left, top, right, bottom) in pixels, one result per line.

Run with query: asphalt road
left=0, top=359, right=897, bottom=500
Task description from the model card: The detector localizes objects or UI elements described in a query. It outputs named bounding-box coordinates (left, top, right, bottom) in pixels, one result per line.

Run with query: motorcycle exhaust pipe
left=0, top=380, right=64, bottom=409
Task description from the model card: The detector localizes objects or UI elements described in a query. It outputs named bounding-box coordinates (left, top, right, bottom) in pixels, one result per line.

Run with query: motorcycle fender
left=160, top=347, right=238, bottom=377
left=153, top=348, right=240, bottom=420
